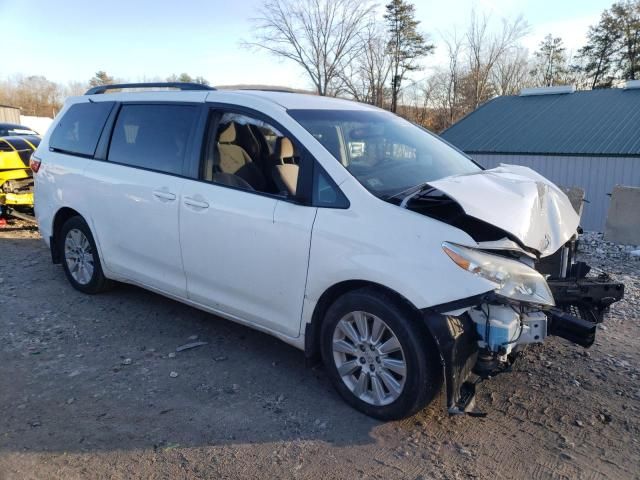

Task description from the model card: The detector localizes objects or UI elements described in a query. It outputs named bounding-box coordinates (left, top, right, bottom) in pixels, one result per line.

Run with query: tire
left=320, top=287, right=441, bottom=420
left=59, top=216, right=112, bottom=294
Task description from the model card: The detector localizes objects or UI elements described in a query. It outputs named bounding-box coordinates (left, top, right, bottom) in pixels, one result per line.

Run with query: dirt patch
left=1, top=221, right=639, bottom=479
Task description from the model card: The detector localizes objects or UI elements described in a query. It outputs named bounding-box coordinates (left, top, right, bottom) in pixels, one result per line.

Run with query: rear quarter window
left=107, top=104, right=198, bottom=175
left=49, top=102, right=114, bottom=157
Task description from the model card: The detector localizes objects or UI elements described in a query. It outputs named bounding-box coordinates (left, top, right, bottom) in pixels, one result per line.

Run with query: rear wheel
left=321, top=288, right=441, bottom=420
left=60, top=216, right=112, bottom=294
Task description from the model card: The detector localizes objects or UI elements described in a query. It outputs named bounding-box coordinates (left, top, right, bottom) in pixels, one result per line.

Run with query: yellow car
left=0, top=123, right=40, bottom=218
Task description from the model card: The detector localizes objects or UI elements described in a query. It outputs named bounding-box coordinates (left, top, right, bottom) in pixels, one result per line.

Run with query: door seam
left=176, top=181, right=190, bottom=298
left=298, top=207, right=319, bottom=336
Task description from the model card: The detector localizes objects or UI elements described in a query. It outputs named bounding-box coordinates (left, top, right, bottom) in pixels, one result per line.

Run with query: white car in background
left=32, top=83, right=623, bottom=420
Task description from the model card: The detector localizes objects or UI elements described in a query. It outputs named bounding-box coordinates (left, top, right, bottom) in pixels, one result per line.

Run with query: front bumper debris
left=546, top=307, right=597, bottom=347
left=421, top=311, right=480, bottom=414
left=547, top=274, right=624, bottom=323
left=421, top=230, right=627, bottom=416
left=424, top=271, right=624, bottom=415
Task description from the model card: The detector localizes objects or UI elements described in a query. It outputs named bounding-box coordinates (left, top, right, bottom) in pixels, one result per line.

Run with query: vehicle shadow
left=0, top=236, right=396, bottom=454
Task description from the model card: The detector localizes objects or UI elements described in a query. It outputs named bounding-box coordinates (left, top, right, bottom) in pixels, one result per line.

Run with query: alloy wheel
left=64, top=228, right=95, bottom=285
left=332, top=310, right=407, bottom=406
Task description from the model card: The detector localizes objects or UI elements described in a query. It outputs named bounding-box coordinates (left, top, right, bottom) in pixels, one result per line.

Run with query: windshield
left=289, top=109, right=480, bottom=198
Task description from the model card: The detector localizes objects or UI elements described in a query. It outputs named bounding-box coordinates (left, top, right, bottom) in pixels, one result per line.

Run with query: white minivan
left=33, top=83, right=623, bottom=420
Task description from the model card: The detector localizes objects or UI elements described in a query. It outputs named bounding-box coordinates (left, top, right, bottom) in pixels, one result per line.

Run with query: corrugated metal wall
left=0, top=106, right=21, bottom=124
left=471, top=154, right=640, bottom=232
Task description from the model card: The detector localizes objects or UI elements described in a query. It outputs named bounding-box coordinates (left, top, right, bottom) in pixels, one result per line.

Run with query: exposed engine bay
left=443, top=238, right=624, bottom=414
left=388, top=165, right=625, bottom=414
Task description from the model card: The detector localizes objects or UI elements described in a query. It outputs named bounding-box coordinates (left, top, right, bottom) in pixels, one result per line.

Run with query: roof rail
left=233, top=87, right=297, bottom=93
left=85, top=82, right=215, bottom=95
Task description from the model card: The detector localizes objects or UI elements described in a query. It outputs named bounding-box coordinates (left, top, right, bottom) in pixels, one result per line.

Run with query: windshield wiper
left=385, top=182, right=435, bottom=205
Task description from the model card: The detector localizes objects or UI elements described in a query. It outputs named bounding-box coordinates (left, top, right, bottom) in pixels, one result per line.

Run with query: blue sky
left=1, top=0, right=612, bottom=89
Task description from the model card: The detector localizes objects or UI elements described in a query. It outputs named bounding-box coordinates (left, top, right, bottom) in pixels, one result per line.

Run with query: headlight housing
left=442, top=242, right=555, bottom=307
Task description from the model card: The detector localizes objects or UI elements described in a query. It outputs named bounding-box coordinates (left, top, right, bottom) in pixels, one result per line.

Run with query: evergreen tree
left=89, top=71, right=114, bottom=87
left=531, top=34, right=568, bottom=86
left=576, top=11, right=621, bottom=88
left=193, top=76, right=210, bottom=85
left=611, top=0, right=640, bottom=80
left=575, top=1, right=640, bottom=87
left=167, top=73, right=210, bottom=85
left=384, top=0, right=433, bottom=112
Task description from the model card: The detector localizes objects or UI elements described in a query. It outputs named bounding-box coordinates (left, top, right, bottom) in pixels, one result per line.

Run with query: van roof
left=223, top=89, right=379, bottom=111
left=80, top=83, right=378, bottom=112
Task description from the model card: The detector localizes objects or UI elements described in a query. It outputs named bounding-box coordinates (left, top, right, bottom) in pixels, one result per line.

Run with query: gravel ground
left=0, top=221, right=639, bottom=480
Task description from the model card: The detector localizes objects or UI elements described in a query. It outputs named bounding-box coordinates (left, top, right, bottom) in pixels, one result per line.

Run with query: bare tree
left=417, top=12, right=530, bottom=131
left=245, top=0, right=375, bottom=95
left=65, top=81, right=89, bottom=97
left=466, top=11, right=529, bottom=108
left=338, top=21, right=392, bottom=106
left=0, top=75, right=62, bottom=117
left=492, top=46, right=530, bottom=95
left=441, top=30, right=465, bottom=125
left=399, top=81, right=433, bottom=126
left=425, top=72, right=450, bottom=132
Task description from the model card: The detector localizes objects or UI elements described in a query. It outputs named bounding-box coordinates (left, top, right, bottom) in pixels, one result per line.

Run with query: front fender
left=303, top=198, right=495, bottom=329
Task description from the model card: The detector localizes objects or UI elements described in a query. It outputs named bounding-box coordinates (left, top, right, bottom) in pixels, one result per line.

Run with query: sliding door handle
left=183, top=197, right=210, bottom=209
left=152, top=190, right=176, bottom=201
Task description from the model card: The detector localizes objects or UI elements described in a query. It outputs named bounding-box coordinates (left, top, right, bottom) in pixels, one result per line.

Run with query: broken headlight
left=442, top=242, right=555, bottom=307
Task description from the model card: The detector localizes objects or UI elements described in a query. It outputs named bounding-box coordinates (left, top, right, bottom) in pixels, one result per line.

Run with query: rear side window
left=108, top=104, right=198, bottom=175
left=49, top=102, right=114, bottom=157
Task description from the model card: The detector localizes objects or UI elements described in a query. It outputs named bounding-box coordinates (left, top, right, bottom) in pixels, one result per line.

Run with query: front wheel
left=60, top=216, right=112, bottom=294
left=320, top=288, right=441, bottom=420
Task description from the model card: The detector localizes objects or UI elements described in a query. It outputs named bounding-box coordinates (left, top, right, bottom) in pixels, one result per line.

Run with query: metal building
left=0, top=104, right=21, bottom=124
left=440, top=83, right=640, bottom=231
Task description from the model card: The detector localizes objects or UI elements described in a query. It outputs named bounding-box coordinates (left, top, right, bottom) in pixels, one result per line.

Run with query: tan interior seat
left=234, top=124, right=261, bottom=163
left=269, top=137, right=299, bottom=196
left=217, top=123, right=266, bottom=190
left=211, top=172, right=254, bottom=190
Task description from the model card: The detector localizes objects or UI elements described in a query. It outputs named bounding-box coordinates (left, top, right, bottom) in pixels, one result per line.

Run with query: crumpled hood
left=428, top=164, right=580, bottom=257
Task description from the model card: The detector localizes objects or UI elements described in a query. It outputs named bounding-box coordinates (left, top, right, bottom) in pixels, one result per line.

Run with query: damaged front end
left=421, top=243, right=624, bottom=415
left=396, top=165, right=624, bottom=414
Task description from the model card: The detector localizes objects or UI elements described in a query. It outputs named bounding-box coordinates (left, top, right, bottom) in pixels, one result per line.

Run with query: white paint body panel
left=428, top=164, right=580, bottom=256
left=83, top=162, right=187, bottom=297
left=33, top=152, right=90, bottom=248
left=179, top=179, right=316, bottom=338
left=34, top=90, right=575, bottom=353
left=300, top=177, right=496, bottom=329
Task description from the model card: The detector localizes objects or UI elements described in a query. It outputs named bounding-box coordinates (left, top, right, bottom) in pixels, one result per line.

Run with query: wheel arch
left=304, top=280, right=429, bottom=364
left=50, top=207, right=84, bottom=263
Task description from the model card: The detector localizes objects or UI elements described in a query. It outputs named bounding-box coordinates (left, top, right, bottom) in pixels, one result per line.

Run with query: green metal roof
left=440, top=87, right=640, bottom=157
